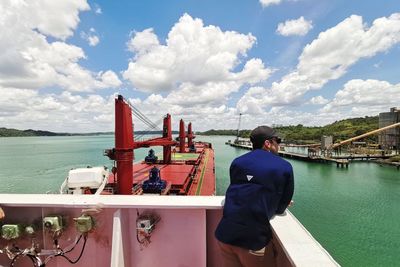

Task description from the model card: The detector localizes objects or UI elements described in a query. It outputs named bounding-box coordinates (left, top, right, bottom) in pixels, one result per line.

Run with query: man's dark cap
left=250, top=126, right=279, bottom=146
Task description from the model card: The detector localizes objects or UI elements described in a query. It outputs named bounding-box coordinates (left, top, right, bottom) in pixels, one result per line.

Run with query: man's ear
left=263, top=139, right=271, bottom=150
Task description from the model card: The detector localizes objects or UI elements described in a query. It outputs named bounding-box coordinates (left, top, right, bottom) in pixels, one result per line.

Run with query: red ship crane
left=179, top=119, right=196, bottom=153
left=106, top=95, right=177, bottom=195
left=179, top=119, right=186, bottom=153
left=187, top=122, right=195, bottom=150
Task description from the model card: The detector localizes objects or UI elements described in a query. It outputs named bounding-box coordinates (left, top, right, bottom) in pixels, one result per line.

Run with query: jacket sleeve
left=229, top=159, right=242, bottom=184
left=276, top=164, right=294, bottom=214
left=229, top=161, right=236, bottom=183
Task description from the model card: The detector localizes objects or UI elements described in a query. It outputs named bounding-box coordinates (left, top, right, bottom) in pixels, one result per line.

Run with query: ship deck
left=108, top=143, right=216, bottom=195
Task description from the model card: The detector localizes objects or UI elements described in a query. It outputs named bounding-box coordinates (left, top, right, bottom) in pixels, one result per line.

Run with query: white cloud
left=237, top=13, right=400, bottom=113
left=0, top=1, right=121, bottom=92
left=127, top=28, right=160, bottom=54
left=94, top=4, right=102, bottom=14
left=98, top=71, right=122, bottom=88
left=0, top=86, right=240, bottom=132
left=260, top=0, right=282, bottom=8
left=0, top=89, right=116, bottom=132
left=13, top=0, right=91, bottom=40
left=88, top=35, right=100, bottom=46
left=0, top=87, right=38, bottom=118
left=81, top=29, right=100, bottom=46
left=3, top=4, right=400, bottom=132
left=3, top=78, right=397, bottom=133
left=309, top=95, right=329, bottom=105
left=123, top=13, right=272, bottom=94
left=241, top=79, right=400, bottom=128
left=236, top=87, right=266, bottom=114
left=128, top=94, right=237, bottom=131
left=276, top=16, right=313, bottom=36
left=297, top=14, right=400, bottom=83
left=166, top=81, right=241, bottom=107
left=96, top=93, right=339, bottom=131
left=121, top=13, right=274, bottom=125
left=1, top=9, right=272, bottom=132
left=322, top=79, right=400, bottom=114
left=374, top=62, right=381, bottom=68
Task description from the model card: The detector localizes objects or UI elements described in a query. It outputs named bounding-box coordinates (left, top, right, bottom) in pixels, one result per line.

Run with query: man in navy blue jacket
left=215, top=125, right=294, bottom=267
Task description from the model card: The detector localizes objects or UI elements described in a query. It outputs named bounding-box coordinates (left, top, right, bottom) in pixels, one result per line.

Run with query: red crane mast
left=108, top=95, right=177, bottom=194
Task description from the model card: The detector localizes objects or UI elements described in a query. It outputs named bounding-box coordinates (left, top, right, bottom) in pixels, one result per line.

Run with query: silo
left=378, top=107, right=400, bottom=151
left=321, top=135, right=333, bottom=150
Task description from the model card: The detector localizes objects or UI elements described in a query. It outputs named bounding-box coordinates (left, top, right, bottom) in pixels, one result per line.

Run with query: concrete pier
left=226, top=141, right=349, bottom=168
left=225, top=141, right=398, bottom=169
left=334, top=159, right=349, bottom=168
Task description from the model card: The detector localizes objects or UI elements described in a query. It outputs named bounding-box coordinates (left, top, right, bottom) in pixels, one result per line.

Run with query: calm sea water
left=1, top=135, right=400, bottom=266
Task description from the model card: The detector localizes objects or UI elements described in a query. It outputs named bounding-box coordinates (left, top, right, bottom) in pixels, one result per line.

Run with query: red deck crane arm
left=133, top=138, right=177, bottom=148
left=108, top=95, right=178, bottom=194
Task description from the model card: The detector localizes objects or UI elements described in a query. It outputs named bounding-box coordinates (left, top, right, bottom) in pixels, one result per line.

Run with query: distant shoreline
left=0, top=115, right=380, bottom=141
left=0, top=127, right=179, bottom=137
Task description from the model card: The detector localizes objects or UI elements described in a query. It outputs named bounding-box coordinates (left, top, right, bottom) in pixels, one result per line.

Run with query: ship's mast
left=108, top=95, right=177, bottom=194
left=187, top=122, right=195, bottom=149
left=114, top=95, right=134, bottom=195
left=179, top=119, right=186, bottom=153
left=162, top=114, right=173, bottom=164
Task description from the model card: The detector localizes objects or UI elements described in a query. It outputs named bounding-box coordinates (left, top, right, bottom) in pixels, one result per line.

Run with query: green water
left=1, top=135, right=400, bottom=266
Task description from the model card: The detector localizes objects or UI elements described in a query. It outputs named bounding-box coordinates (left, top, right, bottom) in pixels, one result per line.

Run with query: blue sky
left=1, top=0, right=400, bottom=132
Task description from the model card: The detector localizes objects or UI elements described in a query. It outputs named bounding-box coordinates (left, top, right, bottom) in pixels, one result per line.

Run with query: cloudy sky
left=1, top=0, right=400, bottom=132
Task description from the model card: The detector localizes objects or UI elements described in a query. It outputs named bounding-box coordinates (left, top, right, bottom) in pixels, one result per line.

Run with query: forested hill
left=198, top=116, right=379, bottom=143
left=2, top=116, right=379, bottom=141
left=0, top=128, right=114, bottom=137
left=0, top=128, right=62, bottom=137
left=0, top=128, right=178, bottom=137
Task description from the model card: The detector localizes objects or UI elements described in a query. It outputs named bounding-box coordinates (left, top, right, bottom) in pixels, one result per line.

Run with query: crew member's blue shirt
left=215, top=149, right=294, bottom=250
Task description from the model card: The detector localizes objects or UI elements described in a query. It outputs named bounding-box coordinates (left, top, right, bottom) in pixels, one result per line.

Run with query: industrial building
left=378, top=107, right=400, bottom=151
left=321, top=135, right=333, bottom=150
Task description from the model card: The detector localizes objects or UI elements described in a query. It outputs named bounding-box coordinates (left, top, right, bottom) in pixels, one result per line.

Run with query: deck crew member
left=215, top=125, right=294, bottom=267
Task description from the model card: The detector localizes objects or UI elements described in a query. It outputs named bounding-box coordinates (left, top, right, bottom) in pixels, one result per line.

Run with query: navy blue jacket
left=215, top=149, right=294, bottom=250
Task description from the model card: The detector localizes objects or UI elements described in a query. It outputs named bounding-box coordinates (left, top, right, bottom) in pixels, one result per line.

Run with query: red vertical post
left=188, top=122, right=193, bottom=148
left=163, top=114, right=172, bottom=164
left=115, top=95, right=134, bottom=195
left=179, top=119, right=185, bottom=153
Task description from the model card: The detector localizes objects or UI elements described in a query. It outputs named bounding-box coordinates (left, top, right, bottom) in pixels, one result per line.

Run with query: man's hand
left=288, top=200, right=294, bottom=207
left=0, top=207, right=4, bottom=220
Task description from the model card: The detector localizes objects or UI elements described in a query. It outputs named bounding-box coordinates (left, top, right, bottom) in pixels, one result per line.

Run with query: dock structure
left=225, top=119, right=400, bottom=169
left=277, top=151, right=349, bottom=168
left=225, top=141, right=252, bottom=150
left=333, top=159, right=349, bottom=168
left=225, top=141, right=398, bottom=168
left=225, top=141, right=366, bottom=168
left=278, top=150, right=310, bottom=160
left=332, top=154, right=392, bottom=160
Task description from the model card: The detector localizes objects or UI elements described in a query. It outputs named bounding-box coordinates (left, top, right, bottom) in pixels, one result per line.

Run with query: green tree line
left=1, top=116, right=380, bottom=142
left=198, top=116, right=379, bottom=143
left=0, top=127, right=179, bottom=137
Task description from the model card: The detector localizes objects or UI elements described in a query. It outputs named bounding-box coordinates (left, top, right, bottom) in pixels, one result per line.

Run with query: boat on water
left=0, top=95, right=339, bottom=266
left=59, top=95, right=215, bottom=196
